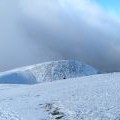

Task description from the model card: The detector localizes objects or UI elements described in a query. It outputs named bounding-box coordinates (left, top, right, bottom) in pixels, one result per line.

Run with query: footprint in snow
left=40, top=103, right=64, bottom=120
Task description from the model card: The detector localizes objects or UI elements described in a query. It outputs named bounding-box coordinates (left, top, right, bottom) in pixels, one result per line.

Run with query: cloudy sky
left=0, top=0, right=120, bottom=72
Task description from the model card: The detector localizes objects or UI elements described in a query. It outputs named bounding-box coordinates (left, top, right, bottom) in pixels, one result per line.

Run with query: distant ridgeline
left=0, top=60, right=100, bottom=84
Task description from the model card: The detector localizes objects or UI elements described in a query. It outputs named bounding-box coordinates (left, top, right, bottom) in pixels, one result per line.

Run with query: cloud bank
left=0, top=0, right=120, bottom=72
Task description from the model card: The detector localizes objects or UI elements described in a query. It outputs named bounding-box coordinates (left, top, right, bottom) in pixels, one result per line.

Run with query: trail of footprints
left=40, top=103, right=65, bottom=120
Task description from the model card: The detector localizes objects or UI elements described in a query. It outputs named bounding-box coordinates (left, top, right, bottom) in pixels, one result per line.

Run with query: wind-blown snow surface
left=0, top=73, right=120, bottom=119
left=0, top=60, right=99, bottom=84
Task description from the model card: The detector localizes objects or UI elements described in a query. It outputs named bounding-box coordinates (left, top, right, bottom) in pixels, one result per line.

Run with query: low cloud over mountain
left=0, top=0, right=120, bottom=72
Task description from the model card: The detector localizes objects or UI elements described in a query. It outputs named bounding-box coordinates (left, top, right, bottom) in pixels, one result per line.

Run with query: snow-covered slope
left=0, top=60, right=99, bottom=84
left=25, top=60, right=99, bottom=82
left=0, top=73, right=120, bottom=120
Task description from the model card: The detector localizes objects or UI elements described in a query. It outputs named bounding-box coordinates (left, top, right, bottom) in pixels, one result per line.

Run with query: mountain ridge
left=0, top=60, right=99, bottom=84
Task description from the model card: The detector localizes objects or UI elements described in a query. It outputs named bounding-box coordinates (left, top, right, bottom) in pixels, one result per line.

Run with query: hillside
left=0, top=60, right=99, bottom=84
left=0, top=73, right=120, bottom=119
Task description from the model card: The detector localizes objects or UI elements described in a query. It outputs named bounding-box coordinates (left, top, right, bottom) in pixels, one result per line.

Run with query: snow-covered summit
left=25, top=60, right=99, bottom=82
left=0, top=60, right=99, bottom=84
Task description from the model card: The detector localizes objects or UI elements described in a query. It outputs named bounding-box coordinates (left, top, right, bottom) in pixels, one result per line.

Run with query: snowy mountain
left=0, top=72, right=120, bottom=120
left=0, top=60, right=109, bottom=120
left=0, top=60, right=99, bottom=84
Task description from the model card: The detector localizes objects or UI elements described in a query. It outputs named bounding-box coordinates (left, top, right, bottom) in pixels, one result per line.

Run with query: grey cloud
left=0, top=0, right=120, bottom=72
